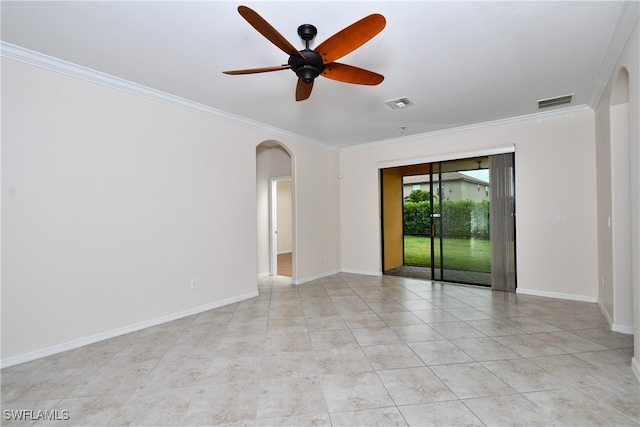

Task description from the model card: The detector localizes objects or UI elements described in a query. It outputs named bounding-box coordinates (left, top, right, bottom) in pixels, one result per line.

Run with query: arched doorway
left=256, top=141, right=295, bottom=283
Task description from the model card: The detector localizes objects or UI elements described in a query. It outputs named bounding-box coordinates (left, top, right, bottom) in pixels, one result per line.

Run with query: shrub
left=403, top=199, right=489, bottom=238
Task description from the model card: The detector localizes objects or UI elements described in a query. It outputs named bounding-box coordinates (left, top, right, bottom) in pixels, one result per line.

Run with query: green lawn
left=404, top=235, right=491, bottom=272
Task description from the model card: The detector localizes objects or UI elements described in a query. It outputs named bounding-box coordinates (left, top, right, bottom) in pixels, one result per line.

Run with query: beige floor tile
left=367, top=300, right=408, bottom=314
left=109, top=387, right=196, bottom=426
left=523, top=387, right=639, bottom=426
left=389, top=323, right=444, bottom=342
left=309, top=329, right=359, bottom=350
left=376, top=311, right=424, bottom=326
left=305, top=313, right=347, bottom=331
left=573, top=327, right=635, bottom=349
left=450, top=337, right=520, bottom=361
left=350, top=326, right=402, bottom=346
left=321, top=371, right=394, bottom=412
left=501, top=316, right=562, bottom=333
left=398, top=299, right=439, bottom=311
left=2, top=273, right=637, bottom=427
left=314, top=347, right=373, bottom=375
left=257, top=376, right=327, bottom=419
left=428, top=321, right=486, bottom=339
left=528, top=354, right=628, bottom=386
left=578, top=381, right=640, bottom=423
left=3, top=367, right=97, bottom=404
left=398, top=400, right=484, bottom=427
left=261, top=350, right=319, bottom=379
left=412, top=309, right=459, bottom=324
left=200, top=355, right=263, bottom=385
left=493, top=334, right=566, bottom=357
left=67, top=364, right=153, bottom=398
left=265, top=331, right=313, bottom=353
left=573, top=349, right=640, bottom=382
left=408, top=340, right=473, bottom=366
left=256, top=413, right=332, bottom=426
left=34, top=394, right=132, bottom=426
left=463, top=394, right=563, bottom=426
left=330, top=407, right=408, bottom=427
left=480, top=358, right=566, bottom=392
left=530, top=331, right=608, bottom=353
left=430, top=362, right=516, bottom=399
left=182, top=383, right=260, bottom=426
left=361, top=343, right=425, bottom=370
left=444, top=307, right=494, bottom=321
left=464, top=318, right=523, bottom=336
left=340, top=312, right=386, bottom=329
left=377, top=367, right=456, bottom=405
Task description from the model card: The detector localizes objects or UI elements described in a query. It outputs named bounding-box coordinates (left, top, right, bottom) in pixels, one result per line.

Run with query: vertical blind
left=489, top=153, right=516, bottom=292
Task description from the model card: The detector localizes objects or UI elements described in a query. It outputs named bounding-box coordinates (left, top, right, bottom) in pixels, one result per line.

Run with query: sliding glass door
left=383, top=152, right=515, bottom=290
left=429, top=160, right=492, bottom=286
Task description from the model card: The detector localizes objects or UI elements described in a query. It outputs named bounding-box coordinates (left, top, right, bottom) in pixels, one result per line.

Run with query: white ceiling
left=1, top=1, right=635, bottom=149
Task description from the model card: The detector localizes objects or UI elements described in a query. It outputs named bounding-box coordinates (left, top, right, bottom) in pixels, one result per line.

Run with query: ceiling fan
left=223, top=5, right=386, bottom=101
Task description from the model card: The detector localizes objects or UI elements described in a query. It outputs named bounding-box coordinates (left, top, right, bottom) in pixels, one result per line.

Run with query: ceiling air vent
left=537, top=94, right=573, bottom=109
left=385, top=97, right=414, bottom=109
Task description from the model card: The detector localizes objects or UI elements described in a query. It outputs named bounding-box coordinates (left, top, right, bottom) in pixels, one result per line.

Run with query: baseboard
left=597, top=301, right=634, bottom=335
left=633, top=357, right=640, bottom=382
left=257, top=272, right=270, bottom=278
left=293, top=269, right=341, bottom=285
left=1, top=291, right=258, bottom=369
left=597, top=300, right=614, bottom=329
left=340, top=268, right=382, bottom=277
left=516, top=288, right=597, bottom=303
left=612, top=324, right=634, bottom=335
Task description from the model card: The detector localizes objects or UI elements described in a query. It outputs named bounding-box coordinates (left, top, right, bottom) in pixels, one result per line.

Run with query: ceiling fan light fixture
left=386, top=97, right=413, bottom=109
left=295, top=65, right=322, bottom=83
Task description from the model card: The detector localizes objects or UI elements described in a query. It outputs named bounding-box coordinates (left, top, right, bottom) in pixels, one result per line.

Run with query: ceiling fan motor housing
left=288, top=49, right=325, bottom=83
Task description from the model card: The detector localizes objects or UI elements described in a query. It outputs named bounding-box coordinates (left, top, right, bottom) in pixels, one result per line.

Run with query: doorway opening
left=256, top=141, right=295, bottom=282
left=272, top=177, right=293, bottom=277
left=381, top=153, right=516, bottom=290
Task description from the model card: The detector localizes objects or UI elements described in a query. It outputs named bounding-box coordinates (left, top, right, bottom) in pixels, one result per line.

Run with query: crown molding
left=341, top=104, right=592, bottom=153
left=0, top=42, right=338, bottom=152
left=588, top=1, right=640, bottom=108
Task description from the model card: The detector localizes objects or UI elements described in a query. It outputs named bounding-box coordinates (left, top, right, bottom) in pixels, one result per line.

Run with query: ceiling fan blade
left=321, top=62, right=384, bottom=85
left=223, top=65, right=290, bottom=75
left=296, top=79, right=314, bottom=101
left=237, top=6, right=304, bottom=58
left=315, top=14, right=386, bottom=64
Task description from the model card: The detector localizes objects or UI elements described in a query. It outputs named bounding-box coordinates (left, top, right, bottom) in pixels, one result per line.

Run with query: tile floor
left=1, top=273, right=638, bottom=426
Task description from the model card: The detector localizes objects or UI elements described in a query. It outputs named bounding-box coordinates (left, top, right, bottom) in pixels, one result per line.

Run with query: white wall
left=277, top=179, right=293, bottom=254
left=595, top=17, right=639, bottom=376
left=292, top=142, right=342, bottom=282
left=1, top=57, right=341, bottom=364
left=256, top=146, right=271, bottom=276
left=340, top=108, right=599, bottom=301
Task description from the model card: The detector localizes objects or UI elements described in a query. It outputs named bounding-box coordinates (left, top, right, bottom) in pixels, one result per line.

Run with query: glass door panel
left=390, top=156, right=500, bottom=287
left=430, top=162, right=443, bottom=281
left=439, top=158, right=491, bottom=286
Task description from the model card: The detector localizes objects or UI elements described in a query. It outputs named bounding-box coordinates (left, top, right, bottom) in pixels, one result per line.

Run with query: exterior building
left=403, top=172, right=489, bottom=203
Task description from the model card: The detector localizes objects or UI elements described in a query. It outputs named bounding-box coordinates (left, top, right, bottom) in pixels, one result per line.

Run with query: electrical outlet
left=190, top=279, right=198, bottom=289
left=554, top=217, right=561, bottom=226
